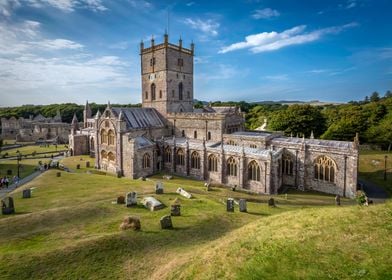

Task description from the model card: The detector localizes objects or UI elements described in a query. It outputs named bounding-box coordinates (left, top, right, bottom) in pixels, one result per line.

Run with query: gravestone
left=126, top=192, right=137, bottom=207
left=335, top=195, right=341, bottom=206
left=56, top=172, right=61, bottom=177
left=1, top=197, right=15, bottom=215
left=160, top=215, right=173, bottom=229
left=227, top=198, right=235, bottom=212
left=163, top=175, right=172, bottom=180
left=155, top=182, right=164, bottom=194
left=268, top=198, right=275, bottom=207
left=239, top=199, right=247, bottom=212
left=76, top=164, right=80, bottom=169
left=117, top=195, right=125, bottom=204
left=171, top=198, right=181, bottom=216
left=142, top=197, right=164, bottom=211
left=204, top=181, right=211, bottom=191
left=22, top=189, right=31, bottom=199
left=86, top=161, right=90, bottom=168
left=176, top=187, right=192, bottom=199
left=119, top=216, right=141, bottom=231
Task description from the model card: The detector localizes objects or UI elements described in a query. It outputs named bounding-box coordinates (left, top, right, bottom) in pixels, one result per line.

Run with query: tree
left=370, top=91, right=380, bottom=102
left=268, top=104, right=326, bottom=137
left=365, top=114, right=392, bottom=151
left=385, top=90, right=392, bottom=99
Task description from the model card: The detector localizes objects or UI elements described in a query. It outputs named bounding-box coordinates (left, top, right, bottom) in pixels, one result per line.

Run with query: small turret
left=83, top=100, right=92, bottom=128
left=164, top=32, right=168, bottom=45
left=140, top=40, right=144, bottom=51
left=190, top=40, right=195, bottom=55
left=310, top=131, right=314, bottom=139
left=71, top=113, right=79, bottom=135
left=179, top=36, right=182, bottom=49
left=151, top=35, right=155, bottom=47
left=95, top=110, right=101, bottom=119
left=54, top=109, right=62, bottom=122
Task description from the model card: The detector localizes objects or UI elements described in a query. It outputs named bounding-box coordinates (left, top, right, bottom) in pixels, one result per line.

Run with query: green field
left=0, top=154, right=390, bottom=279
left=0, top=144, right=68, bottom=157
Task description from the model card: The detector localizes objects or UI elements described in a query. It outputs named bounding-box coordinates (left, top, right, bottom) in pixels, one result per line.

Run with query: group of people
left=0, top=176, right=19, bottom=189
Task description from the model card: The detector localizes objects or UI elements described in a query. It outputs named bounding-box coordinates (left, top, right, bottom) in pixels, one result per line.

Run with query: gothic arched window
left=108, top=130, right=115, bottom=146
left=176, top=149, right=185, bottom=166
left=108, top=152, right=115, bottom=162
left=100, top=130, right=108, bottom=144
left=101, top=150, right=107, bottom=159
left=191, top=151, right=200, bottom=169
left=159, top=90, right=162, bottom=99
left=208, top=154, right=218, bottom=172
left=151, top=83, right=156, bottom=101
left=207, top=131, right=211, bottom=140
left=143, top=153, right=151, bottom=169
left=282, top=154, right=294, bottom=175
left=164, top=147, right=171, bottom=163
left=179, top=82, right=183, bottom=100
left=314, top=156, right=336, bottom=183
left=227, top=157, right=237, bottom=177
left=145, top=91, right=148, bottom=99
left=90, top=137, right=94, bottom=150
left=248, top=161, right=261, bottom=181
left=194, top=130, right=197, bottom=139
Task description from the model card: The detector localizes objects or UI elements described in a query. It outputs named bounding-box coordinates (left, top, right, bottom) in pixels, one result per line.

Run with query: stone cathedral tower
left=140, top=34, right=195, bottom=116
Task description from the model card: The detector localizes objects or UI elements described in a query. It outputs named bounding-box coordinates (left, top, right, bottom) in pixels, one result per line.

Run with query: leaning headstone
left=142, top=196, right=164, bottom=211
left=268, top=198, right=275, bottom=207
left=335, top=195, right=341, bottom=206
left=160, top=215, right=173, bottom=229
left=22, top=189, right=31, bottom=199
left=176, top=187, right=192, bottom=199
left=204, top=181, right=211, bottom=191
left=155, top=182, right=164, bottom=194
left=239, top=199, right=247, bottom=212
left=163, top=175, right=173, bottom=180
left=1, top=197, right=15, bottom=215
left=76, top=164, right=80, bottom=169
left=126, top=192, right=137, bottom=207
left=86, top=161, right=90, bottom=168
left=171, top=199, right=181, bottom=216
left=227, top=198, right=235, bottom=212
left=56, top=172, right=61, bottom=177
left=119, top=216, right=141, bottom=231
left=117, top=195, right=125, bottom=204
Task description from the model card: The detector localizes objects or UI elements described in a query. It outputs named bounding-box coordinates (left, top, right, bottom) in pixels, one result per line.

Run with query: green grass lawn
left=358, top=150, right=392, bottom=194
left=0, top=158, right=52, bottom=179
left=0, top=144, right=68, bottom=157
left=0, top=155, right=390, bottom=279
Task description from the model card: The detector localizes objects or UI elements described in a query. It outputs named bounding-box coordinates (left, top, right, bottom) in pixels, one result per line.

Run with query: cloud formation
left=26, top=0, right=107, bottom=12
left=251, top=8, right=280, bottom=19
left=219, top=22, right=358, bottom=54
left=184, top=18, right=219, bottom=37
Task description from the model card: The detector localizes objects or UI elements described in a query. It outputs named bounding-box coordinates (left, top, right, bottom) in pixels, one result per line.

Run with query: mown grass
left=0, top=144, right=68, bottom=157
left=358, top=151, right=392, bottom=194
left=0, top=158, right=51, bottom=179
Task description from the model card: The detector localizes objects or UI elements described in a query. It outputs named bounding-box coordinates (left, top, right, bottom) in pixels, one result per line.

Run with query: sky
left=0, top=0, right=391, bottom=106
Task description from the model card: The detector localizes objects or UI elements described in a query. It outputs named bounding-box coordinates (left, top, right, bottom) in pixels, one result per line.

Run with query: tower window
left=187, top=91, right=190, bottom=99
left=151, top=83, right=156, bottom=101
left=207, top=131, right=211, bottom=140
left=176, top=73, right=179, bottom=78
left=179, top=82, right=183, bottom=100
left=181, top=130, right=185, bottom=137
left=194, top=130, right=197, bottom=139
left=172, top=90, right=175, bottom=97
left=178, top=58, right=183, bottom=66
left=145, top=91, right=148, bottom=99
left=150, top=57, right=155, bottom=66
left=159, top=90, right=162, bottom=99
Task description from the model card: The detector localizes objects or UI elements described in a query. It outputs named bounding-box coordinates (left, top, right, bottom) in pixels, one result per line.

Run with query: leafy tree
left=370, top=91, right=380, bottom=102
left=365, top=113, right=392, bottom=151
left=385, top=90, right=392, bottom=99
left=268, top=104, right=326, bottom=137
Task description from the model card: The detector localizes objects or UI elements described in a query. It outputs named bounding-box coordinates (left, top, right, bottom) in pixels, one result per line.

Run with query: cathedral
left=69, top=34, right=359, bottom=198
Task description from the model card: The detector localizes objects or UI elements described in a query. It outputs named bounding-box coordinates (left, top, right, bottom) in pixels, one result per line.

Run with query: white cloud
left=219, top=22, right=358, bottom=54
left=25, top=0, right=107, bottom=12
left=251, top=8, right=280, bottom=19
left=32, top=38, right=83, bottom=50
left=186, top=2, right=195, bottom=7
left=0, top=0, right=20, bottom=17
left=128, top=0, right=152, bottom=9
left=345, top=0, right=357, bottom=9
left=264, top=74, right=289, bottom=81
left=184, top=18, right=219, bottom=37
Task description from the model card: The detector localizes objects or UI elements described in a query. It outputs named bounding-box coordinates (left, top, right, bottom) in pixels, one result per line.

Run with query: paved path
left=358, top=179, right=389, bottom=203
left=0, top=155, right=65, bottom=199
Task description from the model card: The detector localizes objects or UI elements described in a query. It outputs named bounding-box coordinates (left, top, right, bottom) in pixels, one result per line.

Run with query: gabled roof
left=111, top=107, right=165, bottom=129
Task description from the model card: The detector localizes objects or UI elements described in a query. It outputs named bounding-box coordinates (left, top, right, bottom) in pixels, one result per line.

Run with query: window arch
left=194, top=130, right=197, bottom=139
left=100, top=130, right=108, bottom=144
left=181, top=130, right=185, bottom=137
left=314, top=156, right=336, bottom=183
left=143, top=153, right=151, bottom=169
left=248, top=161, right=261, bottom=181
left=101, top=150, right=107, bottom=159
left=208, top=154, right=218, bottom=172
left=151, top=83, right=156, bottom=101
left=191, top=151, right=200, bottom=169
left=145, top=91, right=148, bottom=99
left=207, top=131, right=211, bottom=140
left=282, top=154, right=294, bottom=175
left=108, top=152, right=115, bottom=162
left=108, top=130, right=115, bottom=146
left=164, top=147, right=172, bottom=163
left=179, top=82, right=183, bottom=100
left=176, top=148, right=185, bottom=166
left=159, top=90, right=162, bottom=99
left=227, top=157, right=237, bottom=176
left=90, top=137, right=94, bottom=150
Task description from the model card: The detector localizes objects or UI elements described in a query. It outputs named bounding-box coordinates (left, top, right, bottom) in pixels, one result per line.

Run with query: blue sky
left=0, top=0, right=391, bottom=106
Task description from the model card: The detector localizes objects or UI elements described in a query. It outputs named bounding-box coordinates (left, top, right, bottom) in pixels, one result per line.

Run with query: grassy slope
left=0, top=156, right=390, bottom=279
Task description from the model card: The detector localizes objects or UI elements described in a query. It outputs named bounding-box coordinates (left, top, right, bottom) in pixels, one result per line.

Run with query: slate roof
left=271, top=137, right=354, bottom=149
left=111, top=107, right=165, bottom=129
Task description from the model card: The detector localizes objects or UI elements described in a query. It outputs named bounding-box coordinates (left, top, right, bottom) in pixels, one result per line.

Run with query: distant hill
left=251, top=100, right=345, bottom=106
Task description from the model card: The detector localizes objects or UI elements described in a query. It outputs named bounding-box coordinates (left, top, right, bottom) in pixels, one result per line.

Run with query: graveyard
left=0, top=155, right=391, bottom=279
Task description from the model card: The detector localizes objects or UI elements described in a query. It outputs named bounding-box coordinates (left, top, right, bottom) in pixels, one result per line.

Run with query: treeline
left=0, top=103, right=141, bottom=124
